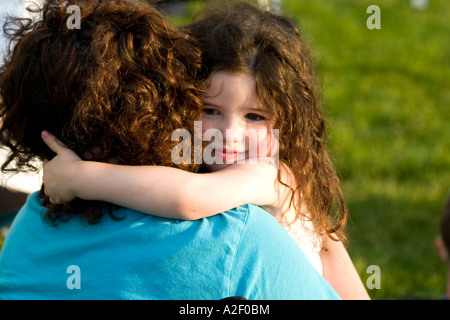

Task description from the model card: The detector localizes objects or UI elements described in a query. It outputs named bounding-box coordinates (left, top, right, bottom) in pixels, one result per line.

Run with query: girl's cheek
left=201, top=119, right=214, bottom=134
left=258, top=129, right=279, bottom=158
left=259, top=132, right=271, bottom=157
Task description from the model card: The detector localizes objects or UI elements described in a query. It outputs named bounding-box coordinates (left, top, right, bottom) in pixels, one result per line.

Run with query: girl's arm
left=319, top=235, right=371, bottom=300
left=41, top=131, right=278, bottom=220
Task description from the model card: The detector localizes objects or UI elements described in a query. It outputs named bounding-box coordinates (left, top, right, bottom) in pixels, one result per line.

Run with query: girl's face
left=201, top=71, right=275, bottom=172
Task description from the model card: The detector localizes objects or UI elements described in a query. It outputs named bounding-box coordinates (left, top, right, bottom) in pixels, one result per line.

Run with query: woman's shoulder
left=233, top=204, right=298, bottom=248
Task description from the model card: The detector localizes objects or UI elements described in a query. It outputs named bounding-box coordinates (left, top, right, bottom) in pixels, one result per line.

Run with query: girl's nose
left=224, top=121, right=245, bottom=145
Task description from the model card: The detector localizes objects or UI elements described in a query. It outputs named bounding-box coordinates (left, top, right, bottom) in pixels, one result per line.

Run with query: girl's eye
left=203, top=108, right=219, bottom=116
left=246, top=113, right=265, bottom=121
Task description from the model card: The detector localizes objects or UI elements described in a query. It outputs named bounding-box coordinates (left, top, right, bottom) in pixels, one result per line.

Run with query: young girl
left=41, top=2, right=369, bottom=299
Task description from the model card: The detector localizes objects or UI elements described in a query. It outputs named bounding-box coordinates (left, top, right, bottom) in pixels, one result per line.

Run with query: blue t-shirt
left=0, top=192, right=340, bottom=300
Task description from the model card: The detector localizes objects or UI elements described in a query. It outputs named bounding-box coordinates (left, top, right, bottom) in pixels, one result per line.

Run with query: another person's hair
left=0, top=0, right=204, bottom=224
left=187, top=2, right=348, bottom=243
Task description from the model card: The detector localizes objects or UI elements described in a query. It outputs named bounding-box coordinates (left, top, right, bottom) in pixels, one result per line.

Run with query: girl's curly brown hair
left=0, top=0, right=204, bottom=224
left=187, top=2, right=348, bottom=244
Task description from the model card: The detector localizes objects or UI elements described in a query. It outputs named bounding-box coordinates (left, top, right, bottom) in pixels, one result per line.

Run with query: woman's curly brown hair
left=0, top=0, right=204, bottom=224
left=187, top=2, right=348, bottom=244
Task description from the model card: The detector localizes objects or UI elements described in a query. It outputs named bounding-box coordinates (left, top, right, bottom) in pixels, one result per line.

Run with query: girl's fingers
left=41, top=130, right=67, bottom=154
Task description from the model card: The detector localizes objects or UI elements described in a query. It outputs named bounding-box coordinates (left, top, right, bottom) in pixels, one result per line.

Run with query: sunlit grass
left=281, top=0, right=450, bottom=299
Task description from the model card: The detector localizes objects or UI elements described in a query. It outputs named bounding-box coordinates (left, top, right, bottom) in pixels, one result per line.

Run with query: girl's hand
left=41, top=130, right=81, bottom=204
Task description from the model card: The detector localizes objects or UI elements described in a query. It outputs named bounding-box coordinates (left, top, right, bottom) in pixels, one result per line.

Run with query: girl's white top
left=284, top=217, right=323, bottom=276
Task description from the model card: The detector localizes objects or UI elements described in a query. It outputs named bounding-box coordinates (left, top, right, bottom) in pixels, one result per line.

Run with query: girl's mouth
left=220, top=148, right=238, bottom=162
left=216, top=148, right=243, bottom=163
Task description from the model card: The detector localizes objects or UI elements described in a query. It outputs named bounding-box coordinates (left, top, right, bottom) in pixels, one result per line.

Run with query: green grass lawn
left=282, top=0, right=450, bottom=299
left=1, top=0, right=448, bottom=300
left=173, top=0, right=450, bottom=299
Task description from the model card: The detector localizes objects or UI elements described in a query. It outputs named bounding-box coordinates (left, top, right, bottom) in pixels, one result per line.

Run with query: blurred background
left=1, top=0, right=449, bottom=299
